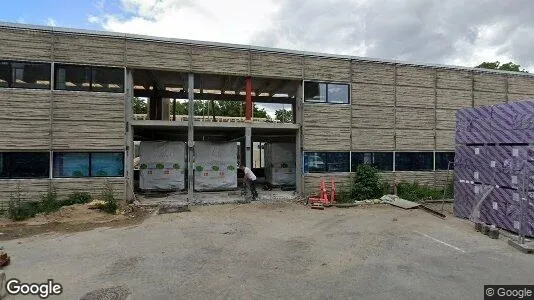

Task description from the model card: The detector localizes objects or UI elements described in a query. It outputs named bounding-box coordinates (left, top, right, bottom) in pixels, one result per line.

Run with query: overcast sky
left=4, top=0, right=533, bottom=116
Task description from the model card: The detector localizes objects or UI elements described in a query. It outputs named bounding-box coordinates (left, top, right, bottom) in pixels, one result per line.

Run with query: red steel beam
left=245, top=77, right=252, bottom=121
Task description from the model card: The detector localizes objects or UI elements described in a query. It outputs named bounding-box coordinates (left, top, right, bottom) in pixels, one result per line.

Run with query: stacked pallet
left=454, top=100, right=534, bottom=237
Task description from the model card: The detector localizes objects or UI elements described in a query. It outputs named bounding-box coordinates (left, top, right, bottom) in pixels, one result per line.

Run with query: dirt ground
left=0, top=203, right=150, bottom=241
left=2, top=200, right=533, bottom=299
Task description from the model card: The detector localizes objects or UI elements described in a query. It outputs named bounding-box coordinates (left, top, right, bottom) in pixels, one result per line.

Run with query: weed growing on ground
left=98, top=182, right=118, bottom=214
left=62, top=192, right=92, bottom=206
left=7, top=184, right=38, bottom=221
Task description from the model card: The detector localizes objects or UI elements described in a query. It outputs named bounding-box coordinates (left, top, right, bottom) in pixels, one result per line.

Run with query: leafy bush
left=61, top=192, right=92, bottom=206
left=38, top=188, right=60, bottom=214
left=98, top=182, right=117, bottom=214
left=336, top=165, right=388, bottom=203
left=397, top=182, right=443, bottom=202
left=7, top=185, right=38, bottom=221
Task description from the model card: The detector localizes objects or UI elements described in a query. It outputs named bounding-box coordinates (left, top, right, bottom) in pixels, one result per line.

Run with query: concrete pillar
left=162, top=98, right=170, bottom=121
left=245, top=126, right=252, bottom=169
left=125, top=69, right=135, bottom=202
left=187, top=74, right=195, bottom=201
left=295, top=82, right=303, bottom=195
left=240, top=141, right=246, bottom=166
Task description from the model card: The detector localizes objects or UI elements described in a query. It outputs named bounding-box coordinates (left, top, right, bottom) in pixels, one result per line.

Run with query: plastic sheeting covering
left=194, top=141, right=238, bottom=191
left=265, top=143, right=296, bottom=186
left=139, top=141, right=186, bottom=191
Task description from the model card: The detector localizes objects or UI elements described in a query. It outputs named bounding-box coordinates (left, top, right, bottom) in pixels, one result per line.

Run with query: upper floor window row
left=0, top=61, right=51, bottom=89
left=0, top=61, right=125, bottom=93
left=304, top=81, right=350, bottom=104
left=55, top=64, right=124, bottom=93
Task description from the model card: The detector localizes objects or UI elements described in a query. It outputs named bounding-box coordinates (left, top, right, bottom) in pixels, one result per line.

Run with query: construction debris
left=157, top=204, right=190, bottom=215
left=87, top=200, right=107, bottom=209
left=0, top=251, right=10, bottom=267
left=380, top=195, right=420, bottom=209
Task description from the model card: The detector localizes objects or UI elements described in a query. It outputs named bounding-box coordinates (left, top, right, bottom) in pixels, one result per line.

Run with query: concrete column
left=245, top=126, right=252, bottom=169
left=162, top=98, right=170, bottom=121
left=125, top=69, right=135, bottom=202
left=187, top=74, right=195, bottom=201
left=240, top=142, right=246, bottom=166
left=295, top=82, right=303, bottom=195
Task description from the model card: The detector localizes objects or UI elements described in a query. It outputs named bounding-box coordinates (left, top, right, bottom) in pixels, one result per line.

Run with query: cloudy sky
left=2, top=0, right=533, bottom=115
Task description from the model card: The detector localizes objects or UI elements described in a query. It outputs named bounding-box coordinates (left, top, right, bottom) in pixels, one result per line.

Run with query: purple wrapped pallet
left=501, top=200, right=534, bottom=237
left=492, top=100, right=534, bottom=144
left=454, top=179, right=474, bottom=219
left=456, top=106, right=492, bottom=144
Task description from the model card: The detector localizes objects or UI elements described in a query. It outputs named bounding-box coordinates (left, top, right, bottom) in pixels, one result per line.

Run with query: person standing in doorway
left=239, top=165, right=258, bottom=200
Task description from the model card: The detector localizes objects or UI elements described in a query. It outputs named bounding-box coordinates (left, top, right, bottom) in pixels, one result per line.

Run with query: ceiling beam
left=133, top=89, right=295, bottom=104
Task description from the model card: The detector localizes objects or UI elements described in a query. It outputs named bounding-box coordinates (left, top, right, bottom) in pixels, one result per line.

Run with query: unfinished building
left=1, top=22, right=534, bottom=203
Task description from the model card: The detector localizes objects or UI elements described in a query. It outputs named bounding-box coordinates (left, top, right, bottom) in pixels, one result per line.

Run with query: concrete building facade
left=1, top=22, right=534, bottom=203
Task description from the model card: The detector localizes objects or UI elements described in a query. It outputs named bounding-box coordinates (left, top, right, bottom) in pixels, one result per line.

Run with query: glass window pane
left=351, top=152, right=393, bottom=171
left=92, top=67, right=124, bottom=93
left=0, top=62, right=10, bottom=88
left=91, top=153, right=124, bottom=177
left=327, top=84, right=349, bottom=104
left=435, top=152, right=455, bottom=170
left=326, top=152, right=350, bottom=172
left=0, top=152, right=49, bottom=178
left=53, top=153, right=90, bottom=177
left=304, top=82, right=327, bottom=102
left=55, top=65, right=91, bottom=91
left=304, top=152, right=327, bottom=173
left=11, top=62, right=51, bottom=89
left=395, top=152, right=433, bottom=171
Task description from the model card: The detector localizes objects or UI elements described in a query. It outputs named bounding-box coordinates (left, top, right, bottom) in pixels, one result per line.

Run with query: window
left=352, top=152, right=393, bottom=171
left=303, top=152, right=350, bottom=173
left=304, top=82, right=327, bottom=102
left=0, top=61, right=51, bottom=89
left=55, top=64, right=124, bottom=93
left=304, top=81, right=349, bottom=104
left=0, top=62, right=9, bottom=88
left=53, top=152, right=124, bottom=178
left=0, top=152, right=49, bottom=178
left=92, top=67, right=124, bottom=92
left=435, top=152, right=455, bottom=170
left=91, top=153, right=124, bottom=177
left=395, top=152, right=433, bottom=171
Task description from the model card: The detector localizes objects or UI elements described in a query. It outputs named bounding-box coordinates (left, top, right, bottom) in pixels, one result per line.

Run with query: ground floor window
left=0, top=152, right=50, bottom=179
left=53, top=152, right=124, bottom=178
left=395, top=152, right=433, bottom=171
left=303, top=152, right=350, bottom=173
left=351, top=152, right=393, bottom=171
left=435, top=152, right=455, bottom=170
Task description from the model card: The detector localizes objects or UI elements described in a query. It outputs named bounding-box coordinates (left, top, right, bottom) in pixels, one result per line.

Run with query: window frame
left=0, top=152, right=50, bottom=179
left=303, top=151, right=350, bottom=173
left=303, top=81, right=350, bottom=104
left=54, top=64, right=125, bottom=93
left=0, top=60, right=51, bottom=90
left=351, top=152, right=394, bottom=171
left=435, top=152, right=455, bottom=170
left=394, top=152, right=434, bottom=171
left=53, top=152, right=125, bottom=178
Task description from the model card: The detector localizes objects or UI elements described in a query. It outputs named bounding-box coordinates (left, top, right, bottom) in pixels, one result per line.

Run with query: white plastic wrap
left=139, top=141, right=186, bottom=191
left=194, top=141, right=238, bottom=191
left=265, top=143, right=296, bottom=186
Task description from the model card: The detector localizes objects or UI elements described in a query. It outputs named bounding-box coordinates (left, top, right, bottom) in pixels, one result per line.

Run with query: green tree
left=132, top=97, right=147, bottom=114
left=476, top=61, right=528, bottom=73
left=275, top=109, right=292, bottom=123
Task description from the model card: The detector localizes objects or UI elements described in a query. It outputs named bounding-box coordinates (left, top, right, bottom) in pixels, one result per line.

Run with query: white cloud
left=90, top=0, right=534, bottom=71
left=95, top=0, right=280, bottom=44
left=46, top=18, right=57, bottom=27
